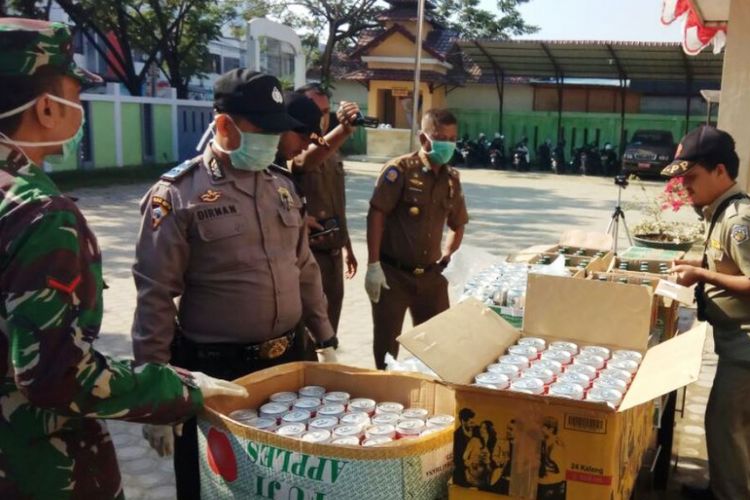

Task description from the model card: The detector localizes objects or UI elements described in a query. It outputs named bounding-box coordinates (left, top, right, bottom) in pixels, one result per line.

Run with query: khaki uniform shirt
left=370, top=150, right=469, bottom=267
left=132, top=146, right=334, bottom=364
left=296, top=153, right=349, bottom=251
left=702, top=183, right=750, bottom=361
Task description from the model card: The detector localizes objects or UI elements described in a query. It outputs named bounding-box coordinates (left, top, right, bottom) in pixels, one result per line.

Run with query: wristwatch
left=315, top=336, right=339, bottom=350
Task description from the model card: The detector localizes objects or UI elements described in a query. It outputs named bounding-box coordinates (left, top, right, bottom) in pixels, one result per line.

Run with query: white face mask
left=0, top=94, right=85, bottom=164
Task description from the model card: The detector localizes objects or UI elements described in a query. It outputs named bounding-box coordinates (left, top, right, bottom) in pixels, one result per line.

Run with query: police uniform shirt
left=131, top=145, right=334, bottom=364
left=702, top=183, right=750, bottom=361
left=370, top=150, right=469, bottom=267
left=297, top=152, right=349, bottom=250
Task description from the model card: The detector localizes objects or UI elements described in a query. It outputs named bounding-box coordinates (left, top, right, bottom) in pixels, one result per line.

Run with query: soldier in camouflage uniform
left=0, top=18, right=247, bottom=500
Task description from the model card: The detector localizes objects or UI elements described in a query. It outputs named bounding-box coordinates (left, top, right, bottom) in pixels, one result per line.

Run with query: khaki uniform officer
left=366, top=108, right=469, bottom=369
left=291, top=84, right=361, bottom=340
left=131, top=70, right=336, bottom=500
left=665, top=126, right=750, bottom=500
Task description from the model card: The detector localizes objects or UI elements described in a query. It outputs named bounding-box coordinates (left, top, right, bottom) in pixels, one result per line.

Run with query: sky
left=486, top=0, right=684, bottom=42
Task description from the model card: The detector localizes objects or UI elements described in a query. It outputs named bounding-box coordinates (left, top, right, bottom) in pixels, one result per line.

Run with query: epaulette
left=161, top=158, right=199, bottom=182
left=448, top=167, right=460, bottom=178
left=268, top=163, right=293, bottom=179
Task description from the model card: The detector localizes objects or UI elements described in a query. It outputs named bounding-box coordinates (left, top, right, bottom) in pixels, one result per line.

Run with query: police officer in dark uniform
left=365, top=108, right=469, bottom=369
left=131, top=70, right=336, bottom=499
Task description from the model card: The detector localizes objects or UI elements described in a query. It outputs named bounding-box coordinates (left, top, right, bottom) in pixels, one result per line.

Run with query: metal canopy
left=459, top=40, right=724, bottom=81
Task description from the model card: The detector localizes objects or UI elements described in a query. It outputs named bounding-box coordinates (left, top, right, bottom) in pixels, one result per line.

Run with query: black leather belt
left=192, top=330, right=296, bottom=362
left=381, top=253, right=436, bottom=276
left=313, top=247, right=342, bottom=256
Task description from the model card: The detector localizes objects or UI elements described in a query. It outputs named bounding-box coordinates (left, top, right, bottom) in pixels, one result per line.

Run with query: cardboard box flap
left=559, top=230, right=613, bottom=251
left=397, top=298, right=517, bottom=385
left=655, top=279, right=695, bottom=306
left=524, top=274, right=652, bottom=351
left=619, top=323, right=707, bottom=412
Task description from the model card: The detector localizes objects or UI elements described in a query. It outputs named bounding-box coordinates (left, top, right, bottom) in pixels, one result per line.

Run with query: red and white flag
left=661, top=0, right=727, bottom=55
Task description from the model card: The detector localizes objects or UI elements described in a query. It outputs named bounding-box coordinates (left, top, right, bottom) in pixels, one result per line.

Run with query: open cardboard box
left=398, top=274, right=705, bottom=499
left=198, top=363, right=456, bottom=499
left=510, top=230, right=613, bottom=264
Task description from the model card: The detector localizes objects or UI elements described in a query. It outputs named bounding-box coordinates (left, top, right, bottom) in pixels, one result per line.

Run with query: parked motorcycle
left=600, top=143, right=618, bottom=176
left=551, top=141, right=566, bottom=174
left=512, top=138, right=530, bottom=172
left=575, top=143, right=603, bottom=176
left=488, top=133, right=506, bottom=170
left=536, top=139, right=552, bottom=171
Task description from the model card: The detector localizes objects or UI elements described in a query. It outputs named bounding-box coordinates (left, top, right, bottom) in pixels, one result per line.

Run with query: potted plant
left=628, top=177, right=703, bottom=252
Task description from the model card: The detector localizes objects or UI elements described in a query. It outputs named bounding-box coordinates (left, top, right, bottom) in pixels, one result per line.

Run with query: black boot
left=681, top=484, right=716, bottom=500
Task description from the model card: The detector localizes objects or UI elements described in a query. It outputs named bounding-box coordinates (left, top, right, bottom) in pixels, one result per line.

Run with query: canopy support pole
left=409, top=0, right=426, bottom=151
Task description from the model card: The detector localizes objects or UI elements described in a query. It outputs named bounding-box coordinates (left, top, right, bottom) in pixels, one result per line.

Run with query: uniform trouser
left=170, top=332, right=307, bottom=500
left=372, top=263, right=449, bottom=369
left=312, top=248, right=344, bottom=333
left=705, top=356, right=750, bottom=500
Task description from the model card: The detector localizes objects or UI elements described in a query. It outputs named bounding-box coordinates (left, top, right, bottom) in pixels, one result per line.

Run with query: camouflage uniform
left=0, top=19, right=203, bottom=499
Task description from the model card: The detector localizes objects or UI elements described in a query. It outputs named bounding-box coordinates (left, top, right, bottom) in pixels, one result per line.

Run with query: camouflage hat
left=0, top=18, right=102, bottom=85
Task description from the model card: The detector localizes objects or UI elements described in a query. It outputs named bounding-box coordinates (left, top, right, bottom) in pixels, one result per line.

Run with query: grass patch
left=50, top=163, right=174, bottom=191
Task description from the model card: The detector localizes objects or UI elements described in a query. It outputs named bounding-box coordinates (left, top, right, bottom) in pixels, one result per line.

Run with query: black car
left=621, top=130, right=675, bottom=177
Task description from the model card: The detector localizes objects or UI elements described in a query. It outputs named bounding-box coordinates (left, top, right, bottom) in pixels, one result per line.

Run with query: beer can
left=370, top=413, right=400, bottom=426
left=541, top=349, right=573, bottom=365
left=599, top=368, right=632, bottom=383
left=293, top=398, right=322, bottom=414
left=277, top=423, right=306, bottom=439
left=302, top=430, right=331, bottom=444
left=498, top=354, right=530, bottom=370
left=401, top=408, right=430, bottom=420
left=508, top=344, right=539, bottom=361
left=593, top=376, right=628, bottom=392
left=580, top=345, right=611, bottom=360
left=427, top=415, right=455, bottom=429
left=547, top=381, right=585, bottom=400
left=565, top=363, right=597, bottom=379
left=509, top=377, right=545, bottom=395
left=348, top=398, right=377, bottom=415
left=298, top=385, right=327, bottom=398
left=396, top=419, right=426, bottom=438
left=282, top=409, right=311, bottom=426
left=586, top=386, right=623, bottom=408
left=246, top=417, right=278, bottom=432
left=472, top=383, right=502, bottom=390
left=332, top=424, right=364, bottom=440
left=228, top=409, right=258, bottom=423
left=365, top=424, right=396, bottom=440
left=475, top=372, right=510, bottom=389
left=362, top=437, right=393, bottom=447
left=323, top=391, right=351, bottom=405
left=574, top=353, right=606, bottom=370
left=420, top=427, right=442, bottom=437
left=269, top=391, right=298, bottom=405
left=317, top=404, right=346, bottom=419
left=375, top=402, right=404, bottom=415
left=523, top=366, right=555, bottom=385
left=309, top=416, right=339, bottom=432
left=612, top=350, right=643, bottom=364
left=549, top=341, right=579, bottom=354
left=340, top=412, right=370, bottom=429
left=486, top=363, right=520, bottom=379
left=518, top=336, right=546, bottom=350
left=259, top=402, right=289, bottom=422
left=331, top=436, right=361, bottom=446
left=557, top=371, right=592, bottom=388
left=607, top=358, right=639, bottom=374
left=532, top=359, right=563, bottom=375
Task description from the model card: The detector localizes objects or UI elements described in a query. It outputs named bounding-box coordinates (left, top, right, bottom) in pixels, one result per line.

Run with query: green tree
left=434, top=0, right=538, bottom=40
left=0, top=0, right=53, bottom=18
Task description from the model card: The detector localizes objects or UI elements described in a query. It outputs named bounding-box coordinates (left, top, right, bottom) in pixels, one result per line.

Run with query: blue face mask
left=425, top=135, right=456, bottom=166
left=213, top=116, right=280, bottom=171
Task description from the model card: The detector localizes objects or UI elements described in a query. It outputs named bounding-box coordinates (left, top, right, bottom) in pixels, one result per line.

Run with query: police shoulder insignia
left=161, top=159, right=198, bottom=182
left=449, top=167, right=460, bottom=178
left=151, top=195, right=172, bottom=229
left=199, top=189, right=222, bottom=203
left=384, top=166, right=400, bottom=183
left=731, top=224, right=749, bottom=244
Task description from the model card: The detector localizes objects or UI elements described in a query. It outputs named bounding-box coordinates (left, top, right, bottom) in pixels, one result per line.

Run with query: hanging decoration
left=661, top=0, right=728, bottom=55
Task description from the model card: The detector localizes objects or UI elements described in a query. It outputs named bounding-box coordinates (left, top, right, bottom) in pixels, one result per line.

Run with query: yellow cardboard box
left=399, top=274, right=705, bottom=500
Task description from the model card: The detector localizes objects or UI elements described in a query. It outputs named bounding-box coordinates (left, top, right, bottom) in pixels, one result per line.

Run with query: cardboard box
left=610, top=256, right=672, bottom=275
left=198, top=363, right=455, bottom=500
left=510, top=231, right=612, bottom=264
left=618, top=246, right=685, bottom=262
left=399, top=275, right=706, bottom=500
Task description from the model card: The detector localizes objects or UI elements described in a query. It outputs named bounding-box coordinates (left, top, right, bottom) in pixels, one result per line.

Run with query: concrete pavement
left=71, top=161, right=710, bottom=499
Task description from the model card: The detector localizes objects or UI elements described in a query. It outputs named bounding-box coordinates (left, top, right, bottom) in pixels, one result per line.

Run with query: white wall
left=330, top=81, right=369, bottom=107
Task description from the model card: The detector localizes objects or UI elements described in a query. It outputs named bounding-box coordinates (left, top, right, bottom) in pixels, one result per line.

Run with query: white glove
left=143, top=424, right=181, bottom=457
left=190, top=371, right=249, bottom=399
left=365, top=262, right=390, bottom=303
left=317, top=346, right=338, bottom=363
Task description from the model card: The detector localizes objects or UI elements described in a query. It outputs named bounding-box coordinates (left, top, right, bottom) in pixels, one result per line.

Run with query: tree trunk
left=319, top=25, right=337, bottom=87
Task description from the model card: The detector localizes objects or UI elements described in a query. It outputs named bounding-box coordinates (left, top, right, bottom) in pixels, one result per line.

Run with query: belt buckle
left=413, top=267, right=425, bottom=276
left=259, top=337, right=289, bottom=360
